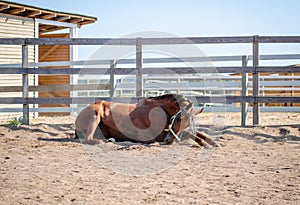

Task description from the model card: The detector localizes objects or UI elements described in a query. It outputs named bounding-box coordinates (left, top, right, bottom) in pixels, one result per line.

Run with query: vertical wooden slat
left=136, top=38, right=143, bottom=97
left=22, top=44, right=29, bottom=125
left=252, top=35, right=259, bottom=125
left=241, top=55, right=248, bottom=126
left=110, top=59, right=115, bottom=98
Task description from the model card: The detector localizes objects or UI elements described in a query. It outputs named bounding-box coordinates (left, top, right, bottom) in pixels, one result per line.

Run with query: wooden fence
left=0, top=36, right=300, bottom=126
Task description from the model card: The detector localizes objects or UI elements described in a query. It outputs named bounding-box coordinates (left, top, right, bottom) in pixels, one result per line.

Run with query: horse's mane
left=147, top=94, right=180, bottom=101
left=146, top=94, right=190, bottom=106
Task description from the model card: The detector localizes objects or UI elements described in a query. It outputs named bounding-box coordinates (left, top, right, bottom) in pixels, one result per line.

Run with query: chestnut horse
left=75, top=94, right=218, bottom=148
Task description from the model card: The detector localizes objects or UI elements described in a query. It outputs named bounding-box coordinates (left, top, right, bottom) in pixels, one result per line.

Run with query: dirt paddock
left=0, top=112, right=299, bottom=204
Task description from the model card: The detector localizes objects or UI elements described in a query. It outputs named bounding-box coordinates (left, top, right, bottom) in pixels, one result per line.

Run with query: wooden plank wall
left=38, top=33, right=70, bottom=116
left=263, top=72, right=300, bottom=107
left=0, top=16, right=35, bottom=122
left=234, top=72, right=300, bottom=107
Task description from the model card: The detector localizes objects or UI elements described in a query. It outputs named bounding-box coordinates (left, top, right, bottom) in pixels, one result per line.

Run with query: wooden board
left=38, top=33, right=70, bottom=116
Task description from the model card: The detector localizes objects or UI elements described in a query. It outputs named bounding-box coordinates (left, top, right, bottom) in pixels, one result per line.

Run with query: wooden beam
left=0, top=96, right=299, bottom=105
left=252, top=35, right=260, bottom=125
left=0, top=4, right=10, bottom=11
left=39, top=24, right=56, bottom=32
left=6, top=36, right=295, bottom=46
left=10, top=7, right=26, bottom=15
left=258, top=36, right=300, bottom=43
left=110, top=60, right=115, bottom=97
left=27, top=10, right=42, bottom=17
left=69, top=18, right=83, bottom=23
left=136, top=38, right=143, bottom=97
left=22, top=44, right=29, bottom=125
left=0, top=84, right=110, bottom=92
left=39, top=26, right=66, bottom=33
left=54, top=15, right=71, bottom=22
left=1, top=66, right=300, bottom=75
left=141, top=36, right=254, bottom=45
left=0, top=2, right=96, bottom=26
left=41, top=13, right=57, bottom=20
left=39, top=24, right=49, bottom=30
left=241, top=55, right=249, bottom=126
left=78, top=20, right=95, bottom=26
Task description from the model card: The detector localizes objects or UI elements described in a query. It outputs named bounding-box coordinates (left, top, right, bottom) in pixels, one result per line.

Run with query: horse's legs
left=180, top=131, right=211, bottom=148
left=195, top=131, right=220, bottom=147
left=180, top=130, right=219, bottom=148
left=84, top=113, right=101, bottom=144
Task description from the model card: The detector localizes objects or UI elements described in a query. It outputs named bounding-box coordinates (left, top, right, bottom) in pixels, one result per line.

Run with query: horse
left=75, top=94, right=218, bottom=148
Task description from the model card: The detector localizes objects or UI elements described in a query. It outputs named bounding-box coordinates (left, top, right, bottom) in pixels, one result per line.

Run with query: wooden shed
left=0, top=0, right=97, bottom=120
left=232, top=67, right=300, bottom=107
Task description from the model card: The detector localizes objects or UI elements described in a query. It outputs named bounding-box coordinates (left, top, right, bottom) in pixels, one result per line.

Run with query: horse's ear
left=194, top=108, right=204, bottom=115
left=100, top=102, right=110, bottom=117
left=104, top=106, right=110, bottom=117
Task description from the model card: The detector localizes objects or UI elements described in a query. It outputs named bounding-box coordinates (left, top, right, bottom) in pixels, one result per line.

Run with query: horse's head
left=164, top=102, right=204, bottom=144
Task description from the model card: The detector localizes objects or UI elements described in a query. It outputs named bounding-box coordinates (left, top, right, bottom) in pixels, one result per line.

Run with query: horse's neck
left=138, top=97, right=182, bottom=116
left=159, top=101, right=179, bottom=117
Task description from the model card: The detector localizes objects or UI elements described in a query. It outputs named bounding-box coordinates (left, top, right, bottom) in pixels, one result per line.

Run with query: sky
left=10, top=0, right=300, bottom=63
left=12, top=0, right=300, bottom=37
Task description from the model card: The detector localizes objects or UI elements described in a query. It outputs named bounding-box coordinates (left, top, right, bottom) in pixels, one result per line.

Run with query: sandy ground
left=0, top=112, right=299, bottom=205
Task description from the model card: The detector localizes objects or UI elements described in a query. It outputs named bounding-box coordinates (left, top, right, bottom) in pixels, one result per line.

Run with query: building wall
left=0, top=15, right=35, bottom=122
left=234, top=72, right=300, bottom=107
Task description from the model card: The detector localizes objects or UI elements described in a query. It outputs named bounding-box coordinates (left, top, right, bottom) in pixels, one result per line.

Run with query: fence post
left=110, top=60, right=115, bottom=98
left=22, top=44, right=29, bottom=125
left=241, top=55, right=248, bottom=126
left=136, top=38, right=143, bottom=98
left=252, top=35, right=259, bottom=125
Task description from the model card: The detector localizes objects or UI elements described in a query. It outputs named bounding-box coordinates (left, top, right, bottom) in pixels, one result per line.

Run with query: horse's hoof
left=203, top=144, right=213, bottom=149
left=107, top=138, right=116, bottom=143
left=211, top=141, right=221, bottom=147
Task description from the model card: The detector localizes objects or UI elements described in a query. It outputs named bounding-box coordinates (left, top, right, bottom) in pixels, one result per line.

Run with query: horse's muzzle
left=164, top=132, right=174, bottom=144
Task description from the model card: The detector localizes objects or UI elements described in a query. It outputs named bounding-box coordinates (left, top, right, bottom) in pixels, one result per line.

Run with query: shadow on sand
left=197, top=124, right=300, bottom=145
left=3, top=122, right=300, bottom=146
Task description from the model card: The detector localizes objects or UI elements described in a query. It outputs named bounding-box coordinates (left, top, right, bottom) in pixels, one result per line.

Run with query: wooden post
left=136, top=38, right=143, bottom=98
left=70, top=27, right=78, bottom=116
left=241, top=55, right=248, bottom=126
left=110, top=60, right=115, bottom=98
left=22, top=44, right=29, bottom=125
left=252, top=35, right=259, bottom=125
left=177, top=76, right=180, bottom=94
